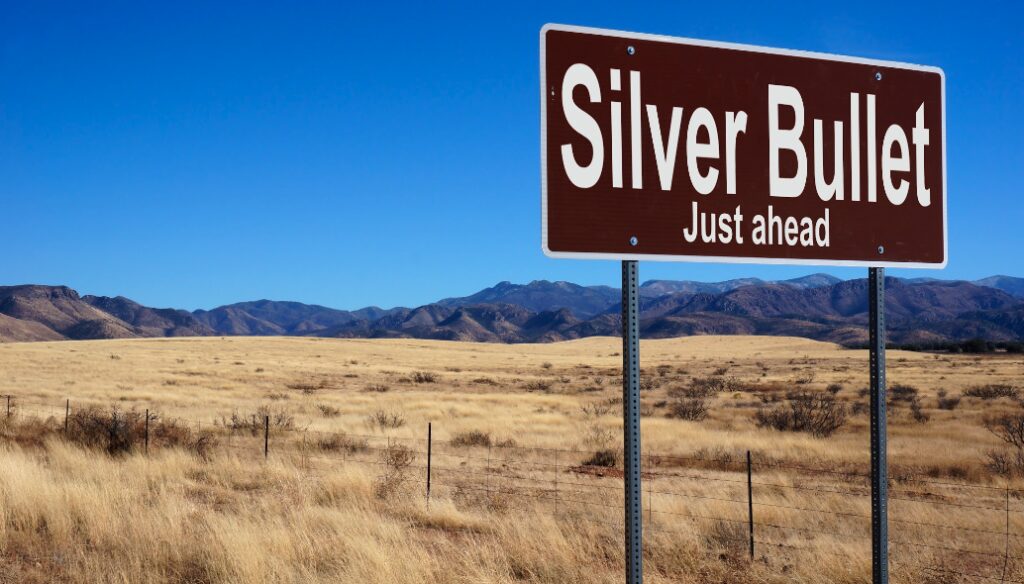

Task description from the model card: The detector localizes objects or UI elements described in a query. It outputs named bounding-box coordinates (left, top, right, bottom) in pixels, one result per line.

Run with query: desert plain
left=0, top=334, right=1022, bottom=583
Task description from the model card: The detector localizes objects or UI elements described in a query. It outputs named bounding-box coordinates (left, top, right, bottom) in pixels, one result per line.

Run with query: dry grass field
left=1, top=335, right=1023, bottom=583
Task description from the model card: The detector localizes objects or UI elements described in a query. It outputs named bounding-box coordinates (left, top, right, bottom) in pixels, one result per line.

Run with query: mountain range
left=0, top=274, right=1022, bottom=346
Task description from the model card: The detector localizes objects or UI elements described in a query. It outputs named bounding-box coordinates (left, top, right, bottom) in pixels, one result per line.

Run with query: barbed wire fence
left=1, top=393, right=1022, bottom=582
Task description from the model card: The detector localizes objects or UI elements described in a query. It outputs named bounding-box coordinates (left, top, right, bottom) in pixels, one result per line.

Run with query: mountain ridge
left=0, top=275, right=1021, bottom=346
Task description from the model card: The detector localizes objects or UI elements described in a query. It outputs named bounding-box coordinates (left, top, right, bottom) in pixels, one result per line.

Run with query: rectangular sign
left=541, top=24, right=946, bottom=267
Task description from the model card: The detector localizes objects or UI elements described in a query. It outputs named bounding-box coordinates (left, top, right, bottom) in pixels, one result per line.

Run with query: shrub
left=317, top=404, right=341, bottom=417
left=965, top=384, right=1019, bottom=400
left=826, top=383, right=843, bottom=395
left=375, top=442, right=415, bottom=499
left=672, top=376, right=740, bottom=398
left=367, top=409, right=405, bottom=430
left=411, top=372, right=437, bottom=383
left=754, top=391, right=847, bottom=437
left=317, top=434, right=368, bottom=454
left=889, top=384, right=919, bottom=403
left=937, top=394, right=961, bottom=410
left=582, top=449, right=618, bottom=468
left=364, top=384, right=389, bottom=393
left=668, top=397, right=710, bottom=421
left=65, top=407, right=146, bottom=455
left=541, top=362, right=553, bottom=370
left=524, top=380, right=552, bottom=392
left=451, top=430, right=492, bottom=448
left=985, top=413, right=1024, bottom=450
left=910, top=399, right=930, bottom=423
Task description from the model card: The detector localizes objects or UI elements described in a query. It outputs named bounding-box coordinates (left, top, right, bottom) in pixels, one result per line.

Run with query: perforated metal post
left=622, top=260, right=643, bottom=584
left=426, top=422, right=432, bottom=502
left=869, top=267, right=888, bottom=584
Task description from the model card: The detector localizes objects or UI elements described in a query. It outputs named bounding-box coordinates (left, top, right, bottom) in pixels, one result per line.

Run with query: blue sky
left=2, top=1, right=1021, bottom=310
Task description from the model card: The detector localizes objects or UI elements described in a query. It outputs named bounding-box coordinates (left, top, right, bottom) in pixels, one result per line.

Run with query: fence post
left=64, top=399, right=70, bottom=435
left=426, top=422, right=432, bottom=502
left=144, top=409, right=150, bottom=455
left=264, top=415, right=270, bottom=459
left=747, top=450, right=754, bottom=560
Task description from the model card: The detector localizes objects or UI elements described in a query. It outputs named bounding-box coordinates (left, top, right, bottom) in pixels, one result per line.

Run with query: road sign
left=541, top=24, right=946, bottom=267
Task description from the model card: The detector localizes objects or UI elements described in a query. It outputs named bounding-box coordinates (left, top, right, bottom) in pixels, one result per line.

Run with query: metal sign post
left=621, top=260, right=643, bottom=584
left=869, top=267, right=888, bottom=584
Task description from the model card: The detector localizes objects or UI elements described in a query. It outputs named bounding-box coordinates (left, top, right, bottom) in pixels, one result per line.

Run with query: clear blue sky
left=2, top=1, right=1021, bottom=310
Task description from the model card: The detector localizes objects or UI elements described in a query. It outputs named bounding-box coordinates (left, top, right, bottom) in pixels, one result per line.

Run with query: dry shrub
left=375, top=442, right=415, bottom=498
left=582, top=449, right=618, bottom=468
left=64, top=407, right=207, bottom=456
left=65, top=407, right=147, bottom=455
left=317, top=404, right=341, bottom=417
left=411, top=371, right=437, bottom=383
left=364, top=384, right=389, bottom=393
left=889, top=384, right=919, bottom=403
left=965, top=384, right=1019, bottom=400
left=985, top=413, right=1024, bottom=450
left=317, top=433, right=369, bottom=454
left=451, top=430, right=491, bottom=448
left=366, top=409, right=405, bottom=430
left=524, top=380, right=552, bottom=392
left=668, top=397, right=709, bottom=421
left=670, top=376, right=741, bottom=399
left=219, top=405, right=295, bottom=435
left=755, top=391, right=847, bottom=437
left=937, top=394, right=961, bottom=410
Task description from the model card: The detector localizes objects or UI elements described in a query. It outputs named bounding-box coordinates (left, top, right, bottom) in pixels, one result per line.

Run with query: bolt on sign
left=541, top=24, right=946, bottom=267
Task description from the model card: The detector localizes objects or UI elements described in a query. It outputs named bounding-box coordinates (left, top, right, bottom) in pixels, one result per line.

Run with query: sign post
left=540, top=24, right=946, bottom=584
left=869, top=267, right=888, bottom=583
left=621, top=260, right=643, bottom=584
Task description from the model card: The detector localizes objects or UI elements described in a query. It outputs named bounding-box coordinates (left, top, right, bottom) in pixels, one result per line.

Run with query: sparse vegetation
left=964, top=384, right=1019, bottom=400
left=451, top=430, right=492, bottom=447
left=366, top=409, right=406, bottom=430
left=0, top=335, right=1020, bottom=583
left=755, top=391, right=847, bottom=437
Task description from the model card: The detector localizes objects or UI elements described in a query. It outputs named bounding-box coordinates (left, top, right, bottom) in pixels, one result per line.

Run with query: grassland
left=0, top=335, right=1022, bottom=583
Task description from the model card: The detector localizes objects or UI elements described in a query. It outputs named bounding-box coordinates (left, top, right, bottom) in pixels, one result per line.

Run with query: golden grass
left=0, top=335, right=1021, bottom=583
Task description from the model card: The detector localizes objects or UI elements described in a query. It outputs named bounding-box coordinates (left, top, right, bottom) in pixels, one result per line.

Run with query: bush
left=668, top=397, right=709, bottom=421
left=965, top=384, right=1019, bottom=400
left=889, top=384, right=919, bottom=403
left=582, top=449, right=618, bottom=468
left=218, top=406, right=295, bottom=435
left=366, top=409, right=406, bottom=430
left=985, top=413, right=1024, bottom=450
left=317, top=404, right=341, bottom=417
left=909, top=399, right=930, bottom=423
left=411, top=372, right=437, bottom=383
left=755, top=391, right=847, bottom=437
left=375, top=442, right=415, bottom=499
left=937, top=394, right=961, bottom=410
left=317, top=433, right=368, bottom=454
left=451, top=430, right=492, bottom=448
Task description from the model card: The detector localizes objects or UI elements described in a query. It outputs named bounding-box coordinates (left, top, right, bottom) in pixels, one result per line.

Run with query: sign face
left=541, top=24, right=946, bottom=267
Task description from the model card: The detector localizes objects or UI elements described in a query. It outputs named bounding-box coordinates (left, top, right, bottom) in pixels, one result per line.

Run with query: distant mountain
left=0, top=275, right=1021, bottom=346
left=974, top=276, right=1024, bottom=298
left=438, top=280, right=619, bottom=319
left=192, top=300, right=371, bottom=335
left=638, top=273, right=842, bottom=297
left=83, top=295, right=213, bottom=337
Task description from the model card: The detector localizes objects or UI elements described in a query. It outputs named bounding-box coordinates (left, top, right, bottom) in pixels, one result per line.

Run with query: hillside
left=0, top=276, right=1022, bottom=345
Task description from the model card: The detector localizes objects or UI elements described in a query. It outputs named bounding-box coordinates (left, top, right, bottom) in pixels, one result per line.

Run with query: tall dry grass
left=0, top=335, right=1020, bottom=582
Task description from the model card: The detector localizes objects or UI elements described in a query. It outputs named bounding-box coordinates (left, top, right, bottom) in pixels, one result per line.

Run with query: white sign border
left=540, top=23, right=948, bottom=269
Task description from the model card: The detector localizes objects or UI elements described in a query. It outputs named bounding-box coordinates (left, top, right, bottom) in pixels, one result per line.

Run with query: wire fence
left=1, top=393, right=1021, bottom=582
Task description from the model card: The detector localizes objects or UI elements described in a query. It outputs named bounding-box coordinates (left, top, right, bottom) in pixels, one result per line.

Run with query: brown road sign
left=541, top=24, right=946, bottom=267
